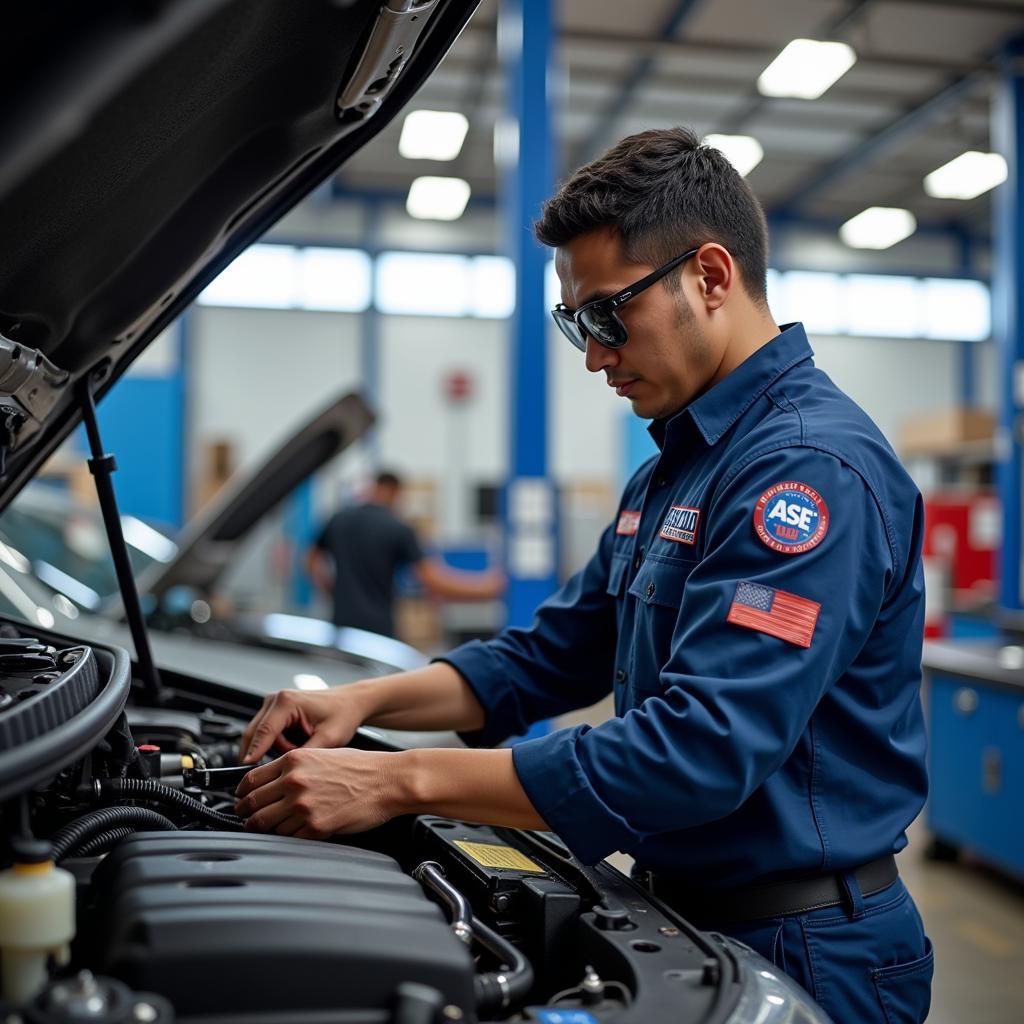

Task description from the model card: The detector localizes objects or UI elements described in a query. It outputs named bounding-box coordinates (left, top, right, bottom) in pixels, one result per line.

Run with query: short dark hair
left=535, top=126, right=769, bottom=304
left=375, top=470, right=402, bottom=490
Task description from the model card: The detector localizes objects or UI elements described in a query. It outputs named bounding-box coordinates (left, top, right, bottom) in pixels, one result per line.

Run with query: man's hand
left=239, top=688, right=365, bottom=764
left=234, top=747, right=400, bottom=839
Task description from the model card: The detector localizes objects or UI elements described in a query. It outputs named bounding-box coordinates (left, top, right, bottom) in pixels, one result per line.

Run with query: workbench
left=922, top=639, right=1024, bottom=878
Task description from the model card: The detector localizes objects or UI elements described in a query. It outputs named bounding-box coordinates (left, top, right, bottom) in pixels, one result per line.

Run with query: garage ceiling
left=334, top=0, right=1024, bottom=242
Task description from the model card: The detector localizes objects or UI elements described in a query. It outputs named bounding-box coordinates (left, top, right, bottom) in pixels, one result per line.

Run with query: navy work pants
left=711, top=878, right=933, bottom=1024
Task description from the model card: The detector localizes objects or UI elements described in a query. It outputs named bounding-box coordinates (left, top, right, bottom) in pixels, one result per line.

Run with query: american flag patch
left=726, top=581, right=820, bottom=649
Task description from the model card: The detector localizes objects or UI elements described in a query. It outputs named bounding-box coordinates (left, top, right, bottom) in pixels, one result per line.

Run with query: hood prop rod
left=78, top=376, right=162, bottom=704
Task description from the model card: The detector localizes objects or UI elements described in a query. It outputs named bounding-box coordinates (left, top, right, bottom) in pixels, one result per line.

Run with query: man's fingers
left=275, top=814, right=308, bottom=837
left=234, top=775, right=287, bottom=818
left=243, top=797, right=294, bottom=834
left=242, top=695, right=300, bottom=763
left=235, top=758, right=283, bottom=799
left=239, top=695, right=273, bottom=761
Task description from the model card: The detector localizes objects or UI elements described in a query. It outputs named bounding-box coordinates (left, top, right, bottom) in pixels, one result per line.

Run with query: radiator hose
left=412, top=861, right=534, bottom=1013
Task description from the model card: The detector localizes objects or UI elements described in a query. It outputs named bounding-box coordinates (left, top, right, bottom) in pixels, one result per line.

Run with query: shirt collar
left=648, top=322, right=813, bottom=451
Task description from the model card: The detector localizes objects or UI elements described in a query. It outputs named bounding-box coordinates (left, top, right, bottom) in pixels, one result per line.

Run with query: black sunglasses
left=551, top=247, right=700, bottom=352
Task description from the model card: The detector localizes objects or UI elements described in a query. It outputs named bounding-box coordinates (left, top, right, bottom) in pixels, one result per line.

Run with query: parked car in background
left=0, top=393, right=428, bottom=674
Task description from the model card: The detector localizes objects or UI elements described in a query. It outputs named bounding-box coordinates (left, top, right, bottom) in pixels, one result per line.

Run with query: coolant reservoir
left=0, top=839, right=75, bottom=1005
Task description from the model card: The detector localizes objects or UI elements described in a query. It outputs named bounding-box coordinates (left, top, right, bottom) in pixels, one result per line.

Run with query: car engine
left=0, top=624, right=819, bottom=1024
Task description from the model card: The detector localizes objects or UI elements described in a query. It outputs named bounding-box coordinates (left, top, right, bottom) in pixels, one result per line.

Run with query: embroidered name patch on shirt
left=659, top=505, right=700, bottom=545
left=727, top=580, right=820, bottom=648
left=616, top=510, right=641, bottom=536
left=753, top=481, right=829, bottom=555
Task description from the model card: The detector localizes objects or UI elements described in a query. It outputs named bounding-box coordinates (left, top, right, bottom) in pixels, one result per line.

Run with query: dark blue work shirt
left=442, top=324, right=928, bottom=886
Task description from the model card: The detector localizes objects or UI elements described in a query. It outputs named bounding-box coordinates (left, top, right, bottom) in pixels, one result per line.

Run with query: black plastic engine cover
left=93, top=832, right=476, bottom=1018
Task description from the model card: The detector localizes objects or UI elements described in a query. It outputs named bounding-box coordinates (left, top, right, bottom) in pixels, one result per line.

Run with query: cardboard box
left=394, top=596, right=442, bottom=654
left=899, top=408, right=995, bottom=458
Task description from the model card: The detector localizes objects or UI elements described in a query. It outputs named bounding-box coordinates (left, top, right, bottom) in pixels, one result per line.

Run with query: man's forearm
left=392, top=747, right=549, bottom=831
left=350, top=662, right=487, bottom=733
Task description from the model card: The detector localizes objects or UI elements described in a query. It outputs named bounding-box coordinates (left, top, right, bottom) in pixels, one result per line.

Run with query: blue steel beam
left=767, top=211, right=988, bottom=247
left=499, top=0, right=559, bottom=634
left=572, top=0, right=707, bottom=168
left=772, top=69, right=990, bottom=217
left=993, top=65, right=1024, bottom=611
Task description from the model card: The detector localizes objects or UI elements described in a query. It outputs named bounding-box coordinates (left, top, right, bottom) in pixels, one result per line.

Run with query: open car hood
left=135, top=390, right=374, bottom=601
left=0, top=0, right=479, bottom=511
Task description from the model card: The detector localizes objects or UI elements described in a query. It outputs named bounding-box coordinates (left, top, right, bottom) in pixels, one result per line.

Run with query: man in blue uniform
left=235, top=126, right=933, bottom=1023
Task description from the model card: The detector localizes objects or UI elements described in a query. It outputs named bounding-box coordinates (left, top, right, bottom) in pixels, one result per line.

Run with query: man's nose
left=584, top=335, right=618, bottom=374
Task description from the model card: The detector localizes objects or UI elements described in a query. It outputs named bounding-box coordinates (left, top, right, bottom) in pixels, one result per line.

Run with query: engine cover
left=92, top=831, right=476, bottom=1018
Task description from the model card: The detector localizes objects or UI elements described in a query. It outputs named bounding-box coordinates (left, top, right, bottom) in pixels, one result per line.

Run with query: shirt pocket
left=626, top=554, right=696, bottom=696
left=606, top=553, right=630, bottom=597
left=627, top=552, right=695, bottom=609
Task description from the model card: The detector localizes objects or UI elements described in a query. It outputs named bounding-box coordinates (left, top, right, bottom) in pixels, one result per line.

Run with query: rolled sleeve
left=512, top=726, right=640, bottom=864
left=432, top=523, right=622, bottom=746
left=434, top=642, right=529, bottom=748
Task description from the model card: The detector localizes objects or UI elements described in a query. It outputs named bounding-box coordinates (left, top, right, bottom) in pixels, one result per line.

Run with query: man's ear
left=692, top=244, right=733, bottom=312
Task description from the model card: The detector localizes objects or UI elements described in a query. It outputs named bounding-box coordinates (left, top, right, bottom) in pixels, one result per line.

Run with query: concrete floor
left=901, top=824, right=1024, bottom=1024
left=562, top=698, right=1024, bottom=1021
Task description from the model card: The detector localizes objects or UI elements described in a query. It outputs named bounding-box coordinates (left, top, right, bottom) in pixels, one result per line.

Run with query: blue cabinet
left=928, top=672, right=1024, bottom=877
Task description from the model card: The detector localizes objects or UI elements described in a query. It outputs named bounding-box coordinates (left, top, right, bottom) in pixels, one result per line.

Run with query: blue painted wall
left=622, top=411, right=658, bottom=486
left=92, top=320, right=186, bottom=529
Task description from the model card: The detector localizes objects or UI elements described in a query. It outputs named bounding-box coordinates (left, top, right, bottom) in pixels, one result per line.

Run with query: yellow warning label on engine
left=453, top=841, right=545, bottom=873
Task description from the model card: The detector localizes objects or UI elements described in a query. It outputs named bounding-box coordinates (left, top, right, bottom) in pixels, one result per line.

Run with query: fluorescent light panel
left=924, top=151, right=1008, bottom=200
left=758, top=39, right=856, bottom=99
left=399, top=110, right=469, bottom=161
left=406, top=176, right=471, bottom=221
left=704, top=134, right=764, bottom=176
left=839, top=207, right=917, bottom=250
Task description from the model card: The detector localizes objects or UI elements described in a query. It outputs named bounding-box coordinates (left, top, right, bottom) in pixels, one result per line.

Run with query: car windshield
left=0, top=484, right=176, bottom=609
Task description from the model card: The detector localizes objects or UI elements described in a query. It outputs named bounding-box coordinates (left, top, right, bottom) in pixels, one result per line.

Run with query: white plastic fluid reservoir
left=0, top=839, right=76, bottom=1005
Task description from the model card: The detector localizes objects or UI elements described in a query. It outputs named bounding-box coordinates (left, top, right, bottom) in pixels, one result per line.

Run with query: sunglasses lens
left=552, top=310, right=587, bottom=352
left=579, top=305, right=626, bottom=348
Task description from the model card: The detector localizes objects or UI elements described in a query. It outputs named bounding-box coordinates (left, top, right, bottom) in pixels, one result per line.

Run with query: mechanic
left=237, top=126, right=932, bottom=1024
left=308, top=469, right=504, bottom=638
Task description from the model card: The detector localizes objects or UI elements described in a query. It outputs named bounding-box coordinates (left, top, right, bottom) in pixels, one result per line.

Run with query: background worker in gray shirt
left=308, top=470, right=504, bottom=639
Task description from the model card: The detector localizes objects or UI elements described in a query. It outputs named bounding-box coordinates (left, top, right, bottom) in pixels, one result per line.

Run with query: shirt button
left=633, top=546, right=645, bottom=571
left=616, top=669, right=627, bottom=682
left=646, top=581, right=656, bottom=599
left=656, top=476, right=667, bottom=487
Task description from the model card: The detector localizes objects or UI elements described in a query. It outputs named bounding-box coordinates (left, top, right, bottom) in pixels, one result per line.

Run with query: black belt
left=642, top=855, right=899, bottom=927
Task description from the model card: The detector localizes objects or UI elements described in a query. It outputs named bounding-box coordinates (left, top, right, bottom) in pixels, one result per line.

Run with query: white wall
left=809, top=334, right=960, bottom=446
left=974, top=340, right=998, bottom=410
left=550, top=325, right=624, bottom=480
left=189, top=306, right=363, bottom=480
left=377, top=315, right=508, bottom=477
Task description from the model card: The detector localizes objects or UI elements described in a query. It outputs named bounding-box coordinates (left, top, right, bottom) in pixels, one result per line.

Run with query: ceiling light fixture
left=406, top=176, right=472, bottom=221
left=839, top=207, right=917, bottom=250
left=923, top=151, right=1008, bottom=200
left=757, top=39, right=857, bottom=100
left=704, top=134, right=764, bottom=176
left=399, top=109, right=469, bottom=161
